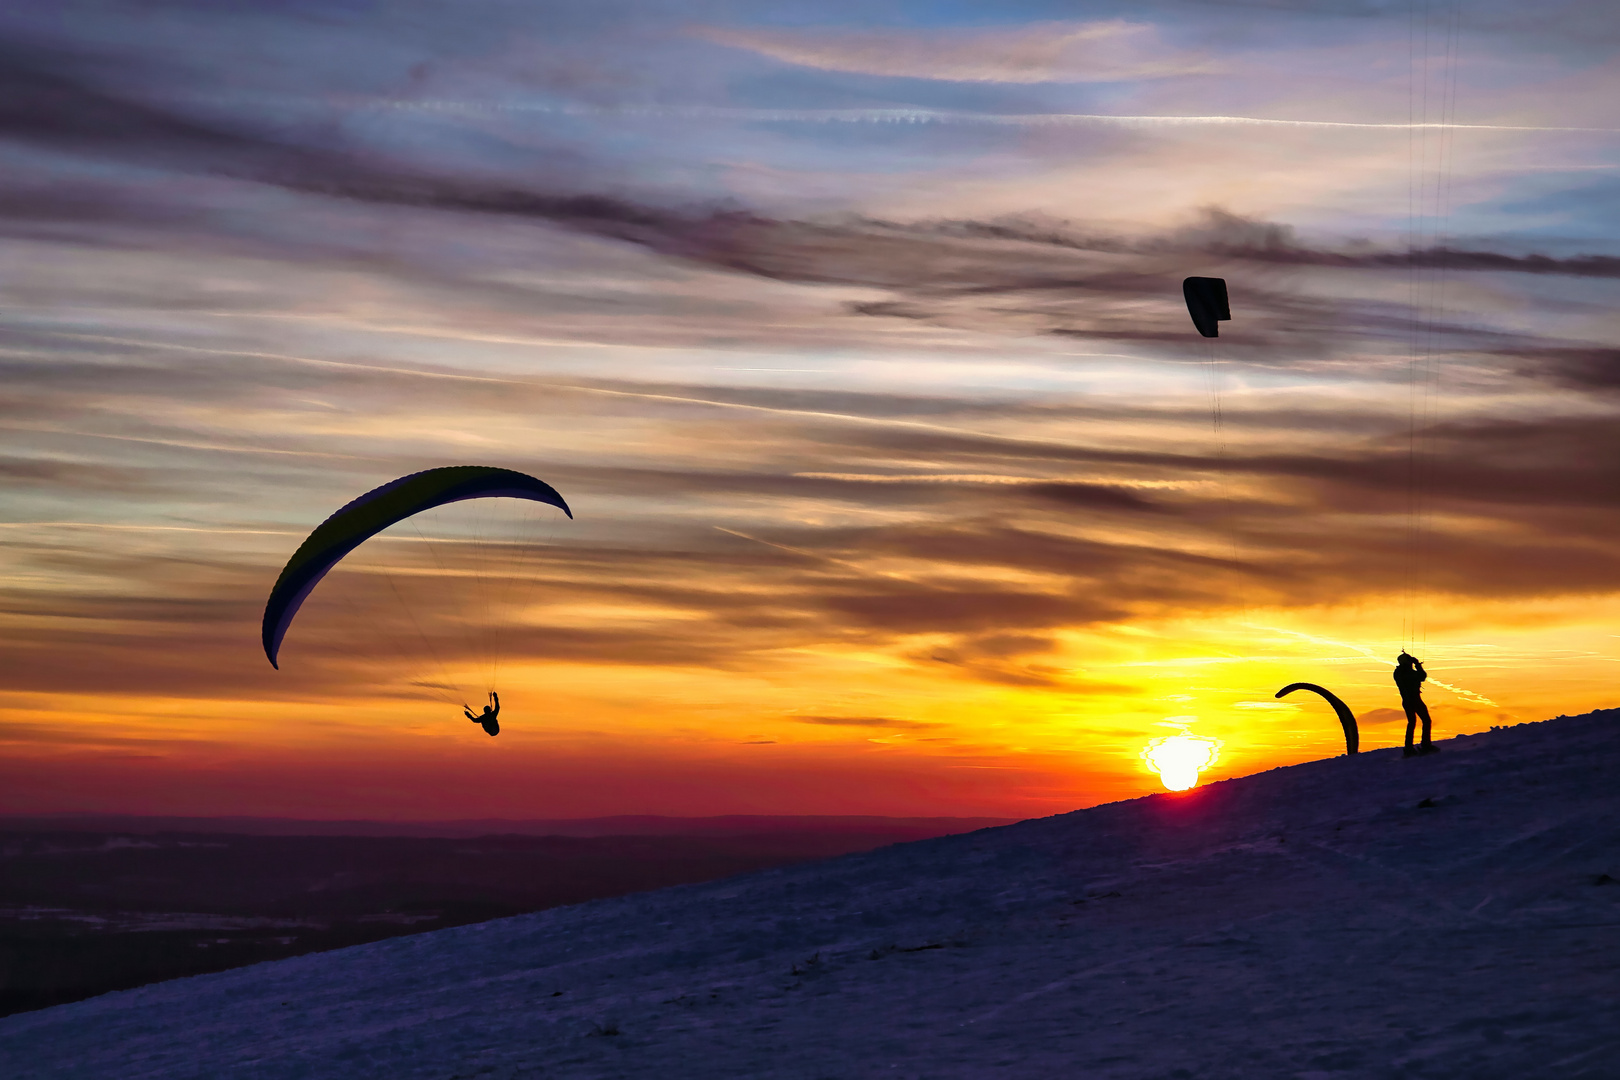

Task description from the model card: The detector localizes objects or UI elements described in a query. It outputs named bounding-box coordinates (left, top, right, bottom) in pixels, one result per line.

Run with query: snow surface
left=5, top=712, right=1619, bottom=1079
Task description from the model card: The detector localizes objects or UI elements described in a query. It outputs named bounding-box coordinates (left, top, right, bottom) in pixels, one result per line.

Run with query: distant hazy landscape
left=0, top=816, right=1007, bottom=1016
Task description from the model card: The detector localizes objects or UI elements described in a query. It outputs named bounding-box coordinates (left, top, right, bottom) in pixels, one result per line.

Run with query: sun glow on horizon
left=1141, top=733, right=1223, bottom=792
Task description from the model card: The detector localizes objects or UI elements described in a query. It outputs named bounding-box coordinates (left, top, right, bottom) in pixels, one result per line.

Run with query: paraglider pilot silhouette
left=261, top=466, right=572, bottom=740
left=1395, top=652, right=1435, bottom=757
left=465, top=692, right=500, bottom=737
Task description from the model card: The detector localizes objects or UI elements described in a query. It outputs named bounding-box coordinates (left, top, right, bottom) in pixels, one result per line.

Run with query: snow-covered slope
left=5, top=713, right=1618, bottom=1079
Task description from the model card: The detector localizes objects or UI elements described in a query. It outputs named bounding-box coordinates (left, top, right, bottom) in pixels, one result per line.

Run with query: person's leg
left=1403, top=703, right=1418, bottom=754
left=1417, top=701, right=1433, bottom=749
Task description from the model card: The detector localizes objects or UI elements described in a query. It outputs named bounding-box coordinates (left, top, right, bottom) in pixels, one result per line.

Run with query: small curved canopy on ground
left=262, top=466, right=572, bottom=669
left=1276, top=681, right=1360, bottom=755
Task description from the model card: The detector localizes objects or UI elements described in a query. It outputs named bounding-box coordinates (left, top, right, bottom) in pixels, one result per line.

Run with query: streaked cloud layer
left=2, top=0, right=1618, bottom=818
left=697, top=20, right=1219, bottom=84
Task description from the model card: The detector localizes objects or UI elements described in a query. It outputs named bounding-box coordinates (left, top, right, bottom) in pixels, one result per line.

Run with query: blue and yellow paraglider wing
left=262, top=466, right=571, bottom=668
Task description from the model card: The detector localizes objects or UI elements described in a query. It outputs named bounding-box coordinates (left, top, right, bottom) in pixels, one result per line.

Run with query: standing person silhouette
left=465, top=691, right=499, bottom=737
left=1394, top=653, right=1434, bottom=757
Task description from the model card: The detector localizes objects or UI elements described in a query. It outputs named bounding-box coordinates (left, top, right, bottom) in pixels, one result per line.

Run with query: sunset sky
left=3, top=0, right=1619, bottom=820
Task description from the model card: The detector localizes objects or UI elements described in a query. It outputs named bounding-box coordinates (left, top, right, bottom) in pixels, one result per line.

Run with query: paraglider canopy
left=262, top=465, right=571, bottom=669
left=1275, top=682, right=1360, bottom=756
left=1183, top=277, right=1230, bottom=338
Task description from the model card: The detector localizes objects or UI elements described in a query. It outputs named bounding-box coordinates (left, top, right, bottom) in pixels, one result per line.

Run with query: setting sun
left=1141, top=735, right=1223, bottom=792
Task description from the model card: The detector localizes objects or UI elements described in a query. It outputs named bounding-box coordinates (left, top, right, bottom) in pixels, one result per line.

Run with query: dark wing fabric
left=263, top=466, right=571, bottom=668
left=1183, top=277, right=1231, bottom=338
left=1275, top=681, right=1360, bottom=755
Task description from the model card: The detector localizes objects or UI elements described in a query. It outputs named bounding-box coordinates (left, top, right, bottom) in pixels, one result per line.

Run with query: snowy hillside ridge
left=5, top=711, right=1618, bottom=1080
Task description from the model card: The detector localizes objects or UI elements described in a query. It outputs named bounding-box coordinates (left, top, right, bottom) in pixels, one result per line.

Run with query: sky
left=2, top=0, right=1619, bottom=820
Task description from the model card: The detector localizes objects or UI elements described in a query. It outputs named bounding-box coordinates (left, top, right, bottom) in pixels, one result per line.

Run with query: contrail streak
left=714, top=526, right=919, bottom=583
left=186, top=92, right=1620, bottom=134
left=365, top=100, right=1620, bottom=135
left=1252, top=624, right=1502, bottom=708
